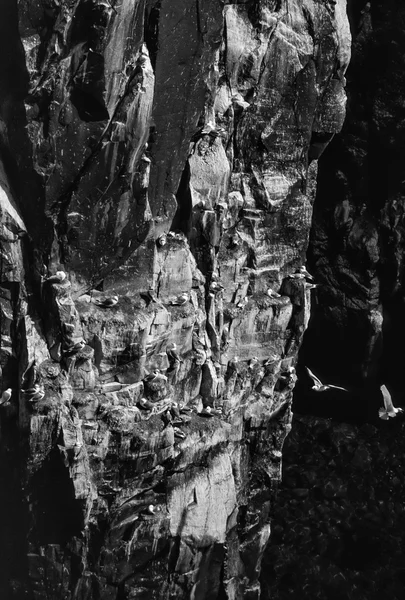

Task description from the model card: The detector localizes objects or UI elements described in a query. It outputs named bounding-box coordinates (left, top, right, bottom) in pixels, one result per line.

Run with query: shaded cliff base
left=262, top=413, right=405, bottom=600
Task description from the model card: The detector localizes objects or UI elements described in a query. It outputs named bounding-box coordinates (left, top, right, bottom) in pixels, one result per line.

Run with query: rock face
left=0, top=1, right=350, bottom=599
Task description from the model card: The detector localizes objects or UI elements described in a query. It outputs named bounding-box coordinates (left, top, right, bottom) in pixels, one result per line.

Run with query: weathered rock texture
left=0, top=1, right=350, bottom=599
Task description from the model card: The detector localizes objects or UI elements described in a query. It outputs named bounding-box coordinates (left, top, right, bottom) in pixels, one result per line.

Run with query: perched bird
left=21, top=359, right=38, bottom=391
left=144, top=369, right=168, bottom=383
left=161, top=409, right=173, bottom=427
left=210, top=281, right=225, bottom=294
left=299, top=266, right=314, bottom=280
left=92, top=295, right=119, bottom=308
left=237, top=298, right=249, bottom=308
left=173, top=427, right=186, bottom=440
left=378, top=385, right=404, bottom=420
left=179, top=404, right=192, bottom=415
left=166, top=343, right=182, bottom=363
left=305, top=283, right=318, bottom=290
left=288, top=272, right=305, bottom=280
left=142, top=504, right=156, bottom=516
left=249, top=357, right=259, bottom=370
left=138, top=397, right=154, bottom=411
left=63, top=339, right=86, bottom=355
left=306, top=367, right=348, bottom=392
left=25, top=387, right=45, bottom=402
left=267, top=289, right=281, bottom=298
left=170, top=293, right=189, bottom=306
left=156, top=234, right=167, bottom=247
left=198, top=406, right=214, bottom=418
left=45, top=271, right=67, bottom=284
left=264, top=355, right=279, bottom=366
left=0, top=388, right=12, bottom=405
left=170, top=402, right=181, bottom=419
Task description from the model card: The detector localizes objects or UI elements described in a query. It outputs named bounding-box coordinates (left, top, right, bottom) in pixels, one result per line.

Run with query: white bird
left=170, top=293, right=189, bottom=306
left=144, top=369, right=168, bottom=383
left=306, top=367, right=348, bottom=392
left=0, top=388, right=12, bottom=405
left=299, top=266, right=314, bottom=280
left=46, top=271, right=67, bottom=283
left=378, top=385, right=404, bottom=420
left=92, top=295, right=118, bottom=308
left=138, top=397, right=154, bottom=411
left=173, top=427, right=186, bottom=440
left=305, top=283, right=318, bottom=290
left=267, top=289, right=281, bottom=298
left=143, top=504, right=155, bottom=515
left=249, top=357, right=259, bottom=370
left=156, top=234, right=167, bottom=247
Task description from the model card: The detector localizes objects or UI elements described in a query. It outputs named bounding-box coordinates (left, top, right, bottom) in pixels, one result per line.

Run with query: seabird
left=138, top=397, right=154, bottom=411
left=0, top=388, right=12, bottom=405
left=25, top=387, right=45, bottom=402
left=92, top=295, right=119, bottom=308
left=46, top=271, right=67, bottom=283
left=305, top=283, right=318, bottom=290
left=306, top=366, right=348, bottom=392
left=21, top=359, right=38, bottom=390
left=161, top=409, right=173, bottom=427
left=143, top=504, right=155, bottom=515
left=63, top=339, right=86, bottom=355
left=156, top=234, right=167, bottom=247
left=170, top=293, right=189, bottom=306
left=267, top=289, right=281, bottom=298
left=249, top=357, right=259, bottom=370
left=144, top=369, right=168, bottom=383
left=299, top=266, right=314, bottom=280
left=170, top=402, right=183, bottom=420
left=378, top=385, right=404, bottom=420
left=166, top=343, right=182, bottom=363
left=173, top=427, right=186, bottom=440
left=210, top=281, right=224, bottom=294
left=237, top=298, right=249, bottom=308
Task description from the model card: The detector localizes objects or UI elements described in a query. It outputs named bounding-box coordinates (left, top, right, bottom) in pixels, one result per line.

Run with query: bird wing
left=306, top=367, right=322, bottom=387
left=381, top=384, right=395, bottom=412
left=328, top=384, right=348, bottom=392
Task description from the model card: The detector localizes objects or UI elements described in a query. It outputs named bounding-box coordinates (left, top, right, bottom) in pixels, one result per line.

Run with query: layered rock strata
left=0, top=1, right=350, bottom=598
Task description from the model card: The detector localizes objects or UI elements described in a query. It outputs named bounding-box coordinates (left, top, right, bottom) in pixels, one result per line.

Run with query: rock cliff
left=0, top=1, right=351, bottom=599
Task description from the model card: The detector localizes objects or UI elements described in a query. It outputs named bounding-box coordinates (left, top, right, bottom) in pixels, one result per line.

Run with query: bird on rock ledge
left=92, top=295, right=119, bottom=308
left=45, top=270, right=67, bottom=284
left=0, top=388, right=12, bottom=405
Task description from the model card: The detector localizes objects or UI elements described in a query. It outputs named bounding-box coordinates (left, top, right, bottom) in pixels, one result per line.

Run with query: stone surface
left=0, top=1, right=350, bottom=599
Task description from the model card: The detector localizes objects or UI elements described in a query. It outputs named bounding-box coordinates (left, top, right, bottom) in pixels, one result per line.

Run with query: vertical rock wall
left=0, top=1, right=350, bottom=599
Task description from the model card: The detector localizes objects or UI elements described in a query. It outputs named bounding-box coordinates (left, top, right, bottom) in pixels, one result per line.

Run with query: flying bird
left=378, top=384, right=404, bottom=420
left=306, top=367, right=348, bottom=392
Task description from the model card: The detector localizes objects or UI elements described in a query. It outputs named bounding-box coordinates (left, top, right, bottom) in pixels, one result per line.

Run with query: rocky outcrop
left=0, top=1, right=350, bottom=599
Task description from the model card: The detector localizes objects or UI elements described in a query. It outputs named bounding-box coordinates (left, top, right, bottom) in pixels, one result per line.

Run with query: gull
left=0, top=388, right=12, bottom=405
left=92, top=295, right=118, bottom=308
left=156, top=234, right=167, bottom=247
left=46, top=271, right=67, bottom=283
left=379, top=385, right=404, bottom=420
left=306, top=366, right=348, bottom=392
left=299, top=266, right=314, bottom=280
left=267, top=289, right=281, bottom=298
left=138, top=398, right=154, bottom=411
